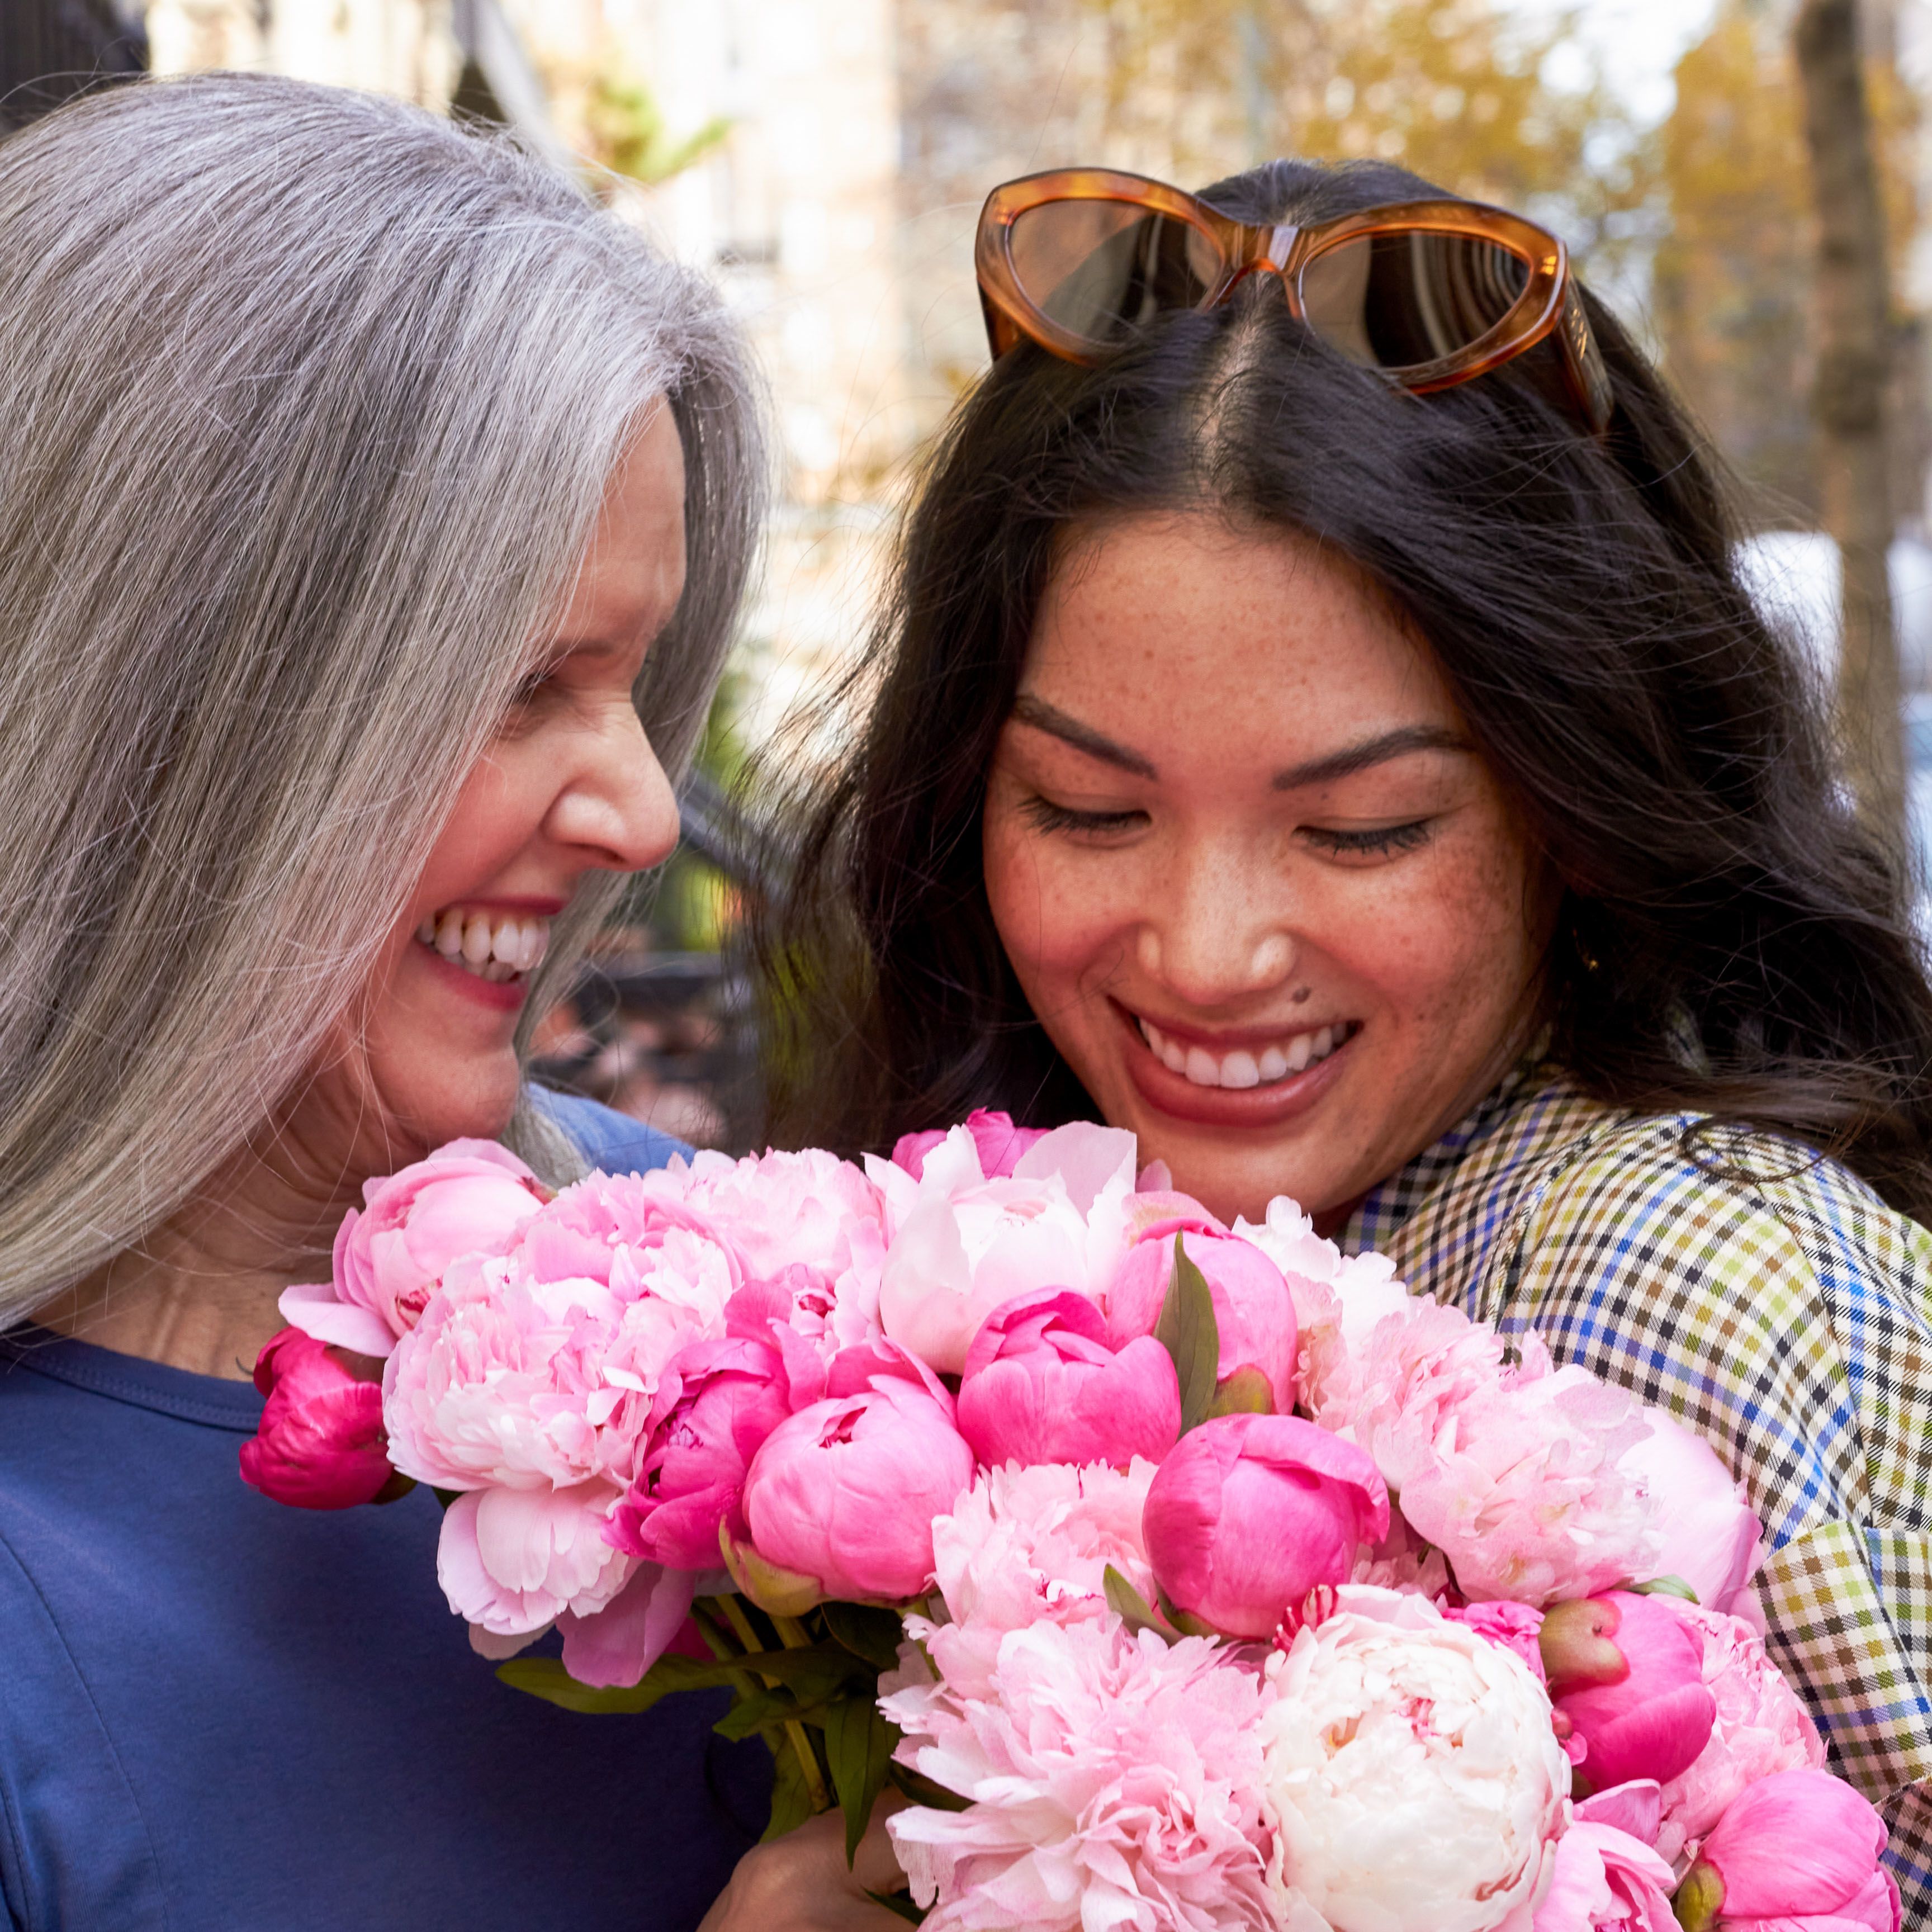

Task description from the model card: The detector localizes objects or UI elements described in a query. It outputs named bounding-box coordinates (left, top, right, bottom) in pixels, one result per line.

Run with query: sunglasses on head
left=974, top=167, right=1613, bottom=436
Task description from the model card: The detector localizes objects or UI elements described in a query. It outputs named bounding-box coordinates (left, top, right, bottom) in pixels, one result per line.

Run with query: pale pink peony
left=240, top=1327, right=395, bottom=1509
left=892, top=1109, right=1049, bottom=1183
left=1104, top=1229, right=1300, bottom=1412
left=1313, top=1300, right=1660, bottom=1607
left=866, top=1120, right=1140, bottom=1375
left=1648, top=1598, right=1825, bottom=1862
left=738, top=1379, right=974, bottom=1603
left=1231, top=1195, right=1411, bottom=1417
left=1258, top=1586, right=1570, bottom=1932
left=382, top=1185, right=740, bottom=1650
left=282, top=1139, right=546, bottom=1358
left=917, top=1459, right=1161, bottom=1699
left=1614, top=1413, right=1762, bottom=1618
left=883, top=1618, right=1281, bottom=1932
left=956, top=1289, right=1180, bottom=1471
left=1532, top=1792, right=1678, bottom=1932
left=1445, top=1599, right=1549, bottom=1685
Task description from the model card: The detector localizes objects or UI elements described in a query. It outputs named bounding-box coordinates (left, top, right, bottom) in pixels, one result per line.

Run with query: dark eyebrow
left=1010, top=694, right=1158, bottom=779
left=1273, top=725, right=1471, bottom=790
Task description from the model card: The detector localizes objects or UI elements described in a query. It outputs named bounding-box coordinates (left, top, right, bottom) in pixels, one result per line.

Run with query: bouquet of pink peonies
left=243, top=1113, right=1900, bottom=1932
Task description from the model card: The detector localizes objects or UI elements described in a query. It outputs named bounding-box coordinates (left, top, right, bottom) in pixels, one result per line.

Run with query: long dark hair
left=741, top=155, right=1932, bottom=1224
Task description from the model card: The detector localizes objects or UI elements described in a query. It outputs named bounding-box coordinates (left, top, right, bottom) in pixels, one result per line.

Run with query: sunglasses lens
left=1008, top=200, right=1224, bottom=347
left=1298, top=231, right=1531, bottom=373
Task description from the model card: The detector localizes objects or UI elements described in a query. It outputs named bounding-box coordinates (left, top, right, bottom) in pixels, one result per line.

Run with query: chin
left=384, top=1052, right=523, bottom=1153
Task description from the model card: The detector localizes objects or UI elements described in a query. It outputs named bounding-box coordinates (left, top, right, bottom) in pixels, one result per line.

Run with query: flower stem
left=717, top=1595, right=832, bottom=1813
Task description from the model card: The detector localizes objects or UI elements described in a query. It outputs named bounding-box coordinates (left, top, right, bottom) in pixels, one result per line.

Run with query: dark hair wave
left=741, top=156, right=1932, bottom=1224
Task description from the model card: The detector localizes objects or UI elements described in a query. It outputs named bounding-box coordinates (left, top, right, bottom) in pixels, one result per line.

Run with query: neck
left=36, top=1133, right=371, bottom=1382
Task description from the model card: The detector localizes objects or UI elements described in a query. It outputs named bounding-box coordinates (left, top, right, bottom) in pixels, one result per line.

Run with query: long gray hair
left=0, top=73, right=766, bottom=1323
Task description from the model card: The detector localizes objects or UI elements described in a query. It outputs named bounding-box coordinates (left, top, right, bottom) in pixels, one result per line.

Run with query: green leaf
left=1205, top=1364, right=1274, bottom=1418
left=1103, top=1564, right=1181, bottom=1644
left=1154, top=1234, right=1220, bottom=1434
left=432, top=1487, right=463, bottom=1510
left=825, top=1694, right=898, bottom=1864
left=494, top=1651, right=736, bottom=1714
left=763, top=1731, right=820, bottom=1842
left=866, top=1887, right=928, bottom=1924
left=1628, top=1573, right=1701, bottom=1603
left=888, top=1762, right=972, bottom=1813
left=713, top=1684, right=817, bottom=1741
left=823, top=1599, right=906, bottom=1670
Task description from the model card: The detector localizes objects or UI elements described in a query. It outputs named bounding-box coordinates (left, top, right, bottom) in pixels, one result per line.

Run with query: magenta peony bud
left=240, top=1327, right=398, bottom=1509
left=891, top=1109, right=1049, bottom=1182
left=1542, top=1591, right=1718, bottom=1793
left=1676, top=1768, right=1900, bottom=1932
left=740, top=1380, right=974, bottom=1602
left=1105, top=1229, right=1299, bottom=1412
left=956, top=1289, right=1181, bottom=1470
left=1143, top=1413, right=1389, bottom=1638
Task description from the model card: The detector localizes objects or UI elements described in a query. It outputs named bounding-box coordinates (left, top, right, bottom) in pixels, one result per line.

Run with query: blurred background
left=7, top=0, right=1931, bottom=1142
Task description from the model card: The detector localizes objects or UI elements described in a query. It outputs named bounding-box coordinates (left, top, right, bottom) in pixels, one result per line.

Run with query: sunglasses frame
left=975, top=167, right=1613, bottom=435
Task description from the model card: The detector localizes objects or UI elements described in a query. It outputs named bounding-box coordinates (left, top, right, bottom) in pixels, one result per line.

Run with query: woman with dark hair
left=749, top=157, right=1932, bottom=1908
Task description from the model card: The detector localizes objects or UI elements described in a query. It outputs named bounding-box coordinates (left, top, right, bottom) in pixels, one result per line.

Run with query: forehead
left=560, top=403, right=688, bottom=637
left=1023, top=512, right=1456, bottom=765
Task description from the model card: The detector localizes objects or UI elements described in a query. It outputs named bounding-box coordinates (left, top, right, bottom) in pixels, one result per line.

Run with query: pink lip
left=414, top=940, right=531, bottom=1014
left=1114, top=999, right=1356, bottom=1129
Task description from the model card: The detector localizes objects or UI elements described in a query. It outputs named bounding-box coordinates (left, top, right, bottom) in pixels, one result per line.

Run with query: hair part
left=745, top=154, right=1932, bottom=1223
left=0, top=73, right=765, bottom=1322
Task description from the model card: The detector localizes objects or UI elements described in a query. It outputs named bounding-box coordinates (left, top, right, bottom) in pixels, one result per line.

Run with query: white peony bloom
left=1259, top=1587, right=1569, bottom=1932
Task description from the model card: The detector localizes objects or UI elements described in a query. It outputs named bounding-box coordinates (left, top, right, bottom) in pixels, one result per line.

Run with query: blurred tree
left=1795, top=0, right=1904, bottom=823
left=583, top=70, right=731, bottom=187
left=1653, top=0, right=1918, bottom=529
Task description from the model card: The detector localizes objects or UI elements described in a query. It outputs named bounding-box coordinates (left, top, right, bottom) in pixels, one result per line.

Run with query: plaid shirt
left=1337, top=1063, right=1932, bottom=1913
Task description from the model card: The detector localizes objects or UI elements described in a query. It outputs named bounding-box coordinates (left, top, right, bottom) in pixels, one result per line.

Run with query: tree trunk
left=1793, top=0, right=1905, bottom=835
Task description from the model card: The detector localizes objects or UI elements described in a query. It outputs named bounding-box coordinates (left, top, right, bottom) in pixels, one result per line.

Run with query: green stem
left=718, top=1595, right=831, bottom=1812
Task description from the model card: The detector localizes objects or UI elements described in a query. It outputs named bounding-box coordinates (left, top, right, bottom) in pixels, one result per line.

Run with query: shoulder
left=525, top=1087, right=693, bottom=1176
left=1479, top=1098, right=1932, bottom=1543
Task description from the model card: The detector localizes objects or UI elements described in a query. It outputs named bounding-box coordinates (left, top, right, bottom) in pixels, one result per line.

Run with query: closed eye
left=1021, top=797, right=1148, bottom=837
left=1300, top=821, right=1433, bottom=859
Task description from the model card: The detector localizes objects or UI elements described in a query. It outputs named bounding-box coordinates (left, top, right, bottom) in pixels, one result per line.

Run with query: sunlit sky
left=1512, top=0, right=1718, bottom=125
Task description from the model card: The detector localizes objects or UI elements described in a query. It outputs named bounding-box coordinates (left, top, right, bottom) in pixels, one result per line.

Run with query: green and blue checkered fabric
left=1338, top=1064, right=1932, bottom=1911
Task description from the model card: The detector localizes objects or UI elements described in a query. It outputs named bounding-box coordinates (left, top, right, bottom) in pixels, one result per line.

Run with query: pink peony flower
left=738, top=1378, right=974, bottom=1603
left=1104, top=1228, right=1300, bottom=1412
left=1313, top=1299, right=1661, bottom=1607
left=918, top=1459, right=1160, bottom=1699
left=1615, top=1414, right=1762, bottom=1618
left=1543, top=1592, right=1718, bottom=1793
left=1259, top=1587, right=1570, bottom=1932
left=382, top=1181, right=741, bottom=1650
left=866, top=1120, right=1139, bottom=1375
left=281, top=1139, right=546, bottom=1358
left=1648, top=1598, right=1825, bottom=1859
left=1675, top=1769, right=1899, bottom=1932
left=892, top=1109, right=1049, bottom=1182
left=883, top=1618, right=1281, bottom=1932
left=240, top=1327, right=396, bottom=1509
left=955, top=1289, right=1180, bottom=1471
left=1444, top=1599, right=1549, bottom=1684
left=1533, top=1788, right=1678, bottom=1931
left=1143, top=1412, right=1388, bottom=1640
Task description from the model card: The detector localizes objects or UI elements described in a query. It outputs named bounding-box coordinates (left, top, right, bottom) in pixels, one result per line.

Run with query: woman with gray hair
left=0, top=71, right=895, bottom=1932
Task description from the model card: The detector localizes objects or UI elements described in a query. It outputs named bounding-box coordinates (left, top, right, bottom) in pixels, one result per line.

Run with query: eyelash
left=1020, top=798, right=1145, bottom=836
left=1302, top=821, right=1433, bottom=857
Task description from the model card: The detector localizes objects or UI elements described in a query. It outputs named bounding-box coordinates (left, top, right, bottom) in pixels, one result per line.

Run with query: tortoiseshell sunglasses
left=975, top=167, right=1613, bottom=435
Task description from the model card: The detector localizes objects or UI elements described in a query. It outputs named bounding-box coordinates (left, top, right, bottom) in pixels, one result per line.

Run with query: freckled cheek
left=984, top=831, right=1141, bottom=1004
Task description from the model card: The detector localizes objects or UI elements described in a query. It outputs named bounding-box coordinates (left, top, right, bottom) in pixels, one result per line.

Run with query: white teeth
left=417, top=906, right=552, bottom=983
left=1137, top=1016, right=1356, bottom=1090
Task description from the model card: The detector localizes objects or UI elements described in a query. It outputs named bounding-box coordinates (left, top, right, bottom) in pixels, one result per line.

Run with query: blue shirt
left=0, top=1095, right=767, bottom=1932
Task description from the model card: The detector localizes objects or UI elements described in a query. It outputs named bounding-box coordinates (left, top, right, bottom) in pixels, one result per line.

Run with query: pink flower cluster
left=242, top=1114, right=1900, bottom=1932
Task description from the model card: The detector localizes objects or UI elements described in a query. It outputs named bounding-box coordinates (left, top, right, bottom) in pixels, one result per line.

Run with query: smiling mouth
left=1135, top=1014, right=1361, bottom=1089
left=416, top=905, right=552, bottom=986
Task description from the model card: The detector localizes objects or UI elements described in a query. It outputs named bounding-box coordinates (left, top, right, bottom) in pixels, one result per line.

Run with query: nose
left=1134, top=844, right=1296, bottom=1006
left=543, top=700, right=680, bottom=875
